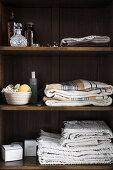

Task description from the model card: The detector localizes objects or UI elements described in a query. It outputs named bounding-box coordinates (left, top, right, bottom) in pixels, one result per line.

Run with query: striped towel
left=60, top=35, right=110, bottom=47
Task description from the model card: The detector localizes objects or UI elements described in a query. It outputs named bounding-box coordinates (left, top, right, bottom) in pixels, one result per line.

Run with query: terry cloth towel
left=61, top=121, right=113, bottom=140
left=60, top=35, right=110, bottom=47
left=38, top=131, right=113, bottom=153
left=37, top=130, right=113, bottom=165
left=44, top=96, right=112, bottom=106
left=45, top=79, right=113, bottom=93
left=60, top=138, right=111, bottom=147
left=44, top=95, right=111, bottom=102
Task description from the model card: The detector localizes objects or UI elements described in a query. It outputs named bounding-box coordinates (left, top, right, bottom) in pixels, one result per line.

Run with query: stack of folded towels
left=60, top=35, right=110, bottom=47
left=37, top=120, right=113, bottom=165
left=43, top=79, right=113, bottom=106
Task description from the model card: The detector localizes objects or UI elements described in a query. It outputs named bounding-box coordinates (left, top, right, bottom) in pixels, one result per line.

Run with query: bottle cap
left=31, top=71, right=35, bottom=78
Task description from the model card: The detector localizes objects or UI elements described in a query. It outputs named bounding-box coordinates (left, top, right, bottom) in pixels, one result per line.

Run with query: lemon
left=18, top=84, right=31, bottom=92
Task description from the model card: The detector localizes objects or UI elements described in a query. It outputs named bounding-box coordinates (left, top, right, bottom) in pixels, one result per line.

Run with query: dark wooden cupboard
left=0, top=0, right=113, bottom=169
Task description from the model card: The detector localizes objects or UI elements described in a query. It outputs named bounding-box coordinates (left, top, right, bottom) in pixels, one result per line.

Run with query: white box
left=1, top=144, right=23, bottom=162
left=24, top=140, right=37, bottom=156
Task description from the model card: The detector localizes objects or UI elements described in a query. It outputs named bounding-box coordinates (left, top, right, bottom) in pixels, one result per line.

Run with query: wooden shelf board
left=0, top=157, right=113, bottom=169
left=0, top=105, right=113, bottom=111
left=0, top=47, right=113, bottom=55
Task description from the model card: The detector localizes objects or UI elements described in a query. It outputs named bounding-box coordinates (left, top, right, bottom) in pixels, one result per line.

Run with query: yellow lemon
left=18, top=84, right=31, bottom=92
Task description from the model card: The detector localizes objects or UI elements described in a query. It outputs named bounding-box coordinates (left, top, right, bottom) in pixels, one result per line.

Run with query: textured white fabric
left=60, top=138, right=111, bottom=147
left=39, top=159, right=113, bottom=165
left=38, top=133, right=113, bottom=165
left=44, top=80, right=113, bottom=106
left=45, top=89, right=113, bottom=98
left=45, top=96, right=112, bottom=106
left=38, top=131, right=113, bottom=164
left=62, top=121, right=113, bottom=140
left=37, top=121, right=113, bottom=165
left=38, top=135, right=113, bottom=152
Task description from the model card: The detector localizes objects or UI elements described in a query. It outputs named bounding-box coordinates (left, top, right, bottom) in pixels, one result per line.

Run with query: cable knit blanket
left=60, top=36, right=110, bottom=47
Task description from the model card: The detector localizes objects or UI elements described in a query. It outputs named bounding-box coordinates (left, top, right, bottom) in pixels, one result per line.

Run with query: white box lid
left=2, top=144, right=22, bottom=150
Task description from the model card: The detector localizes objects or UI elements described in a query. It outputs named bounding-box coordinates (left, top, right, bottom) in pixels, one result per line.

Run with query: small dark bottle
left=24, top=22, right=35, bottom=46
left=8, top=11, right=16, bottom=45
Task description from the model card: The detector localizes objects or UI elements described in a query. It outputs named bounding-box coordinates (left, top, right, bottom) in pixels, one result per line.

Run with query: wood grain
left=0, top=47, right=113, bottom=55
left=0, top=105, right=113, bottom=111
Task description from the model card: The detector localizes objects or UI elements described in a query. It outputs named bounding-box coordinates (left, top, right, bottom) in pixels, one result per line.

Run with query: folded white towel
left=38, top=131, right=113, bottom=165
left=39, top=153, right=113, bottom=160
left=62, top=121, right=113, bottom=140
left=45, top=96, right=112, bottom=106
left=45, top=89, right=113, bottom=98
left=38, top=131, right=113, bottom=152
left=38, top=146, right=113, bottom=157
left=38, top=120, right=113, bottom=165
left=44, top=80, right=113, bottom=106
left=60, top=138, right=111, bottom=147
left=39, top=158, right=113, bottom=165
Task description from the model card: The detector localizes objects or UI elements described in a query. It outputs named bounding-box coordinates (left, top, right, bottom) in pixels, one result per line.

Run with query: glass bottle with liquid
left=30, top=72, right=38, bottom=104
left=24, top=22, right=35, bottom=46
left=8, top=11, right=16, bottom=45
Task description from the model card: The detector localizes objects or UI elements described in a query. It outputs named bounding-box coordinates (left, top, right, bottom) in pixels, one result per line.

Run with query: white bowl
left=4, top=92, right=32, bottom=105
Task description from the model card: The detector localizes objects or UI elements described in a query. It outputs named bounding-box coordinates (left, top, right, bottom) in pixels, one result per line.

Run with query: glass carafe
left=10, top=23, right=27, bottom=47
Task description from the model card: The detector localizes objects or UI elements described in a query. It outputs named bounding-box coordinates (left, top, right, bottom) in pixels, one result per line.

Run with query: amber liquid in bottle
left=8, top=11, right=16, bottom=45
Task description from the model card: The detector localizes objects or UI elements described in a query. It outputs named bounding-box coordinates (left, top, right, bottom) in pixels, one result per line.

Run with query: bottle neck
left=16, top=29, right=22, bottom=35
left=31, top=72, right=36, bottom=79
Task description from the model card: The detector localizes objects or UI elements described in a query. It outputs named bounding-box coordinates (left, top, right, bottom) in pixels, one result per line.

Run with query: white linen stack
left=37, top=121, right=113, bottom=165
left=44, top=79, right=113, bottom=106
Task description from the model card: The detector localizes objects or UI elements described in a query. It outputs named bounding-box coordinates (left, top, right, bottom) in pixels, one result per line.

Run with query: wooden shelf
left=0, top=47, right=113, bottom=55
left=0, top=157, right=113, bottom=169
left=1, top=0, right=112, bottom=8
left=0, top=105, right=113, bottom=111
